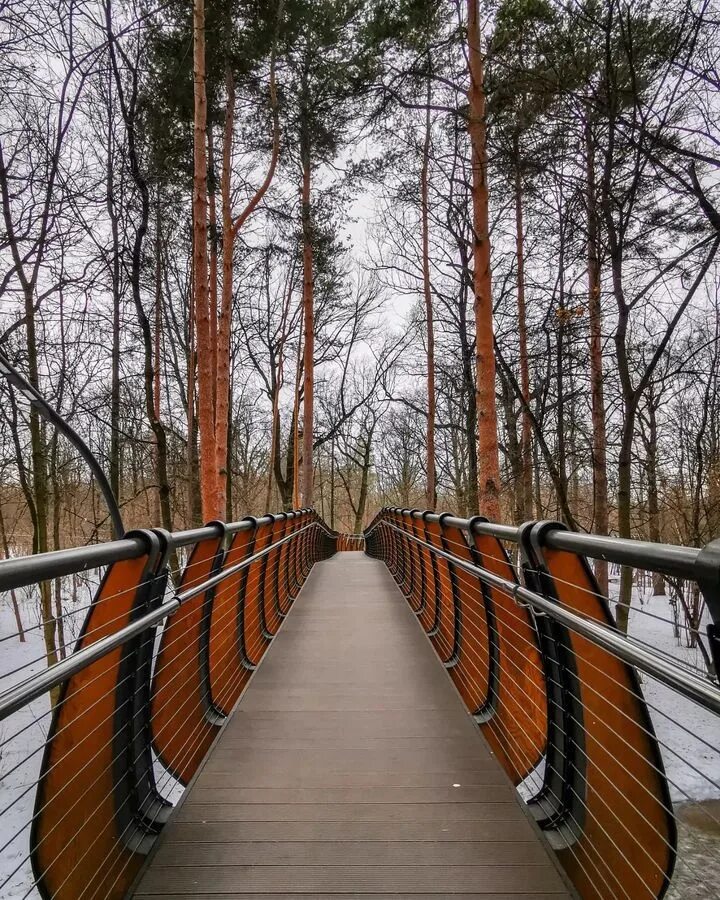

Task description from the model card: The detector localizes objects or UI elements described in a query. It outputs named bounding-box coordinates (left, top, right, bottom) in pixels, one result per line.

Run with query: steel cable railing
left=0, top=508, right=338, bottom=900
left=364, top=507, right=720, bottom=900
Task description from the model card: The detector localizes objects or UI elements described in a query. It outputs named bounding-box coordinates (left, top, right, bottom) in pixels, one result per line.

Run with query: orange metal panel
left=151, top=531, right=225, bottom=785
left=208, top=527, right=254, bottom=715
left=402, top=513, right=423, bottom=613
left=440, top=521, right=490, bottom=711
left=423, top=518, right=456, bottom=664
left=295, top=515, right=311, bottom=583
left=262, top=517, right=286, bottom=636
left=277, top=519, right=293, bottom=614
left=409, top=515, right=427, bottom=616
left=243, top=520, right=274, bottom=666
left=539, top=537, right=675, bottom=900
left=417, top=515, right=439, bottom=636
left=31, top=548, right=161, bottom=900
left=470, top=528, right=546, bottom=785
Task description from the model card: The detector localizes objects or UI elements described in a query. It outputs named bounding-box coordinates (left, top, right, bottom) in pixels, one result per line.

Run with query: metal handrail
left=376, top=519, right=720, bottom=717
left=0, top=520, right=323, bottom=722
left=0, top=508, right=318, bottom=594
left=365, top=507, right=701, bottom=579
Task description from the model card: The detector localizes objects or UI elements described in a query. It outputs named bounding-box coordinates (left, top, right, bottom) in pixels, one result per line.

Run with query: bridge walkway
left=132, top=552, right=573, bottom=899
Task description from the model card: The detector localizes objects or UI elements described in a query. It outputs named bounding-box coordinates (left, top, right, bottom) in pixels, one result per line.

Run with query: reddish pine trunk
left=466, top=0, right=500, bottom=520
left=586, top=120, right=609, bottom=593
left=421, top=70, right=436, bottom=510
left=514, top=155, right=532, bottom=522
left=301, top=149, right=314, bottom=507
left=193, top=0, right=216, bottom=521
left=208, top=127, right=219, bottom=416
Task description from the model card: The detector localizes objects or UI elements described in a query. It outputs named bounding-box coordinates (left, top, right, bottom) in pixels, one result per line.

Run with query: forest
left=2, top=0, right=720, bottom=635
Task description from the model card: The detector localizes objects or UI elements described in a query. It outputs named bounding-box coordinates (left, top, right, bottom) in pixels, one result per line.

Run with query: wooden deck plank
left=132, top=553, right=572, bottom=898
left=135, top=895, right=569, bottom=899
left=135, top=864, right=569, bottom=894
left=150, top=841, right=551, bottom=867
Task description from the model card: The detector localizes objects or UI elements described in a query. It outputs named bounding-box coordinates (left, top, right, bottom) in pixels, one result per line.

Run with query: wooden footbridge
left=1, top=508, right=720, bottom=899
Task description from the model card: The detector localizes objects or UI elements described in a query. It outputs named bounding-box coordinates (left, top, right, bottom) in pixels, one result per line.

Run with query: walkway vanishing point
left=133, top=551, right=573, bottom=899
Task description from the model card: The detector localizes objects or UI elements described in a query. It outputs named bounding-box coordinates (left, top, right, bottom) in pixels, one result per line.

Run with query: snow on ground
left=1, top=588, right=60, bottom=900
left=0, top=562, right=719, bottom=898
left=610, top=572, right=720, bottom=806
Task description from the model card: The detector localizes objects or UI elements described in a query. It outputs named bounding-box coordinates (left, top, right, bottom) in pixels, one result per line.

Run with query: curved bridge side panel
left=151, top=532, right=225, bottom=784
left=31, top=552, right=159, bottom=900
left=539, top=542, right=676, bottom=900
left=471, top=531, right=546, bottom=785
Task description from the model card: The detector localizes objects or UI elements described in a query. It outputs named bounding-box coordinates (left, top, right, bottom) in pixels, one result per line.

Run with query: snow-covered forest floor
left=0, top=566, right=718, bottom=899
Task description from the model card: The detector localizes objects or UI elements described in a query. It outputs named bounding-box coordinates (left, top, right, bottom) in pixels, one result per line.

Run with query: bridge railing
left=365, top=508, right=720, bottom=900
left=0, top=509, right=337, bottom=900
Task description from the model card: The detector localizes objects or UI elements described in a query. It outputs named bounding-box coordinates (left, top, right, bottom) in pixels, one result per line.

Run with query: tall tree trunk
left=187, top=252, right=201, bottom=526
left=458, top=254, right=479, bottom=514
left=292, top=392, right=300, bottom=509
left=556, top=238, right=569, bottom=522
left=107, top=91, right=122, bottom=508
left=217, top=64, right=235, bottom=521
left=291, top=311, right=302, bottom=510
left=514, top=146, right=532, bottom=522
left=354, top=435, right=373, bottom=533
left=466, top=0, right=500, bottom=520
left=50, top=434, right=66, bottom=660
left=300, top=132, right=314, bottom=507
left=266, top=394, right=280, bottom=511
left=330, top=434, right=335, bottom=529
left=226, top=383, right=233, bottom=521
left=614, top=291, right=635, bottom=633
left=533, top=429, right=543, bottom=518
left=193, top=0, right=216, bottom=521
left=208, top=126, right=219, bottom=417
left=24, top=286, right=58, bottom=675
left=266, top=280, right=290, bottom=511
left=500, top=369, right=523, bottom=524
left=421, top=62, right=436, bottom=510
left=51, top=289, right=68, bottom=657
left=154, top=190, right=163, bottom=526
left=586, top=119, right=609, bottom=594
